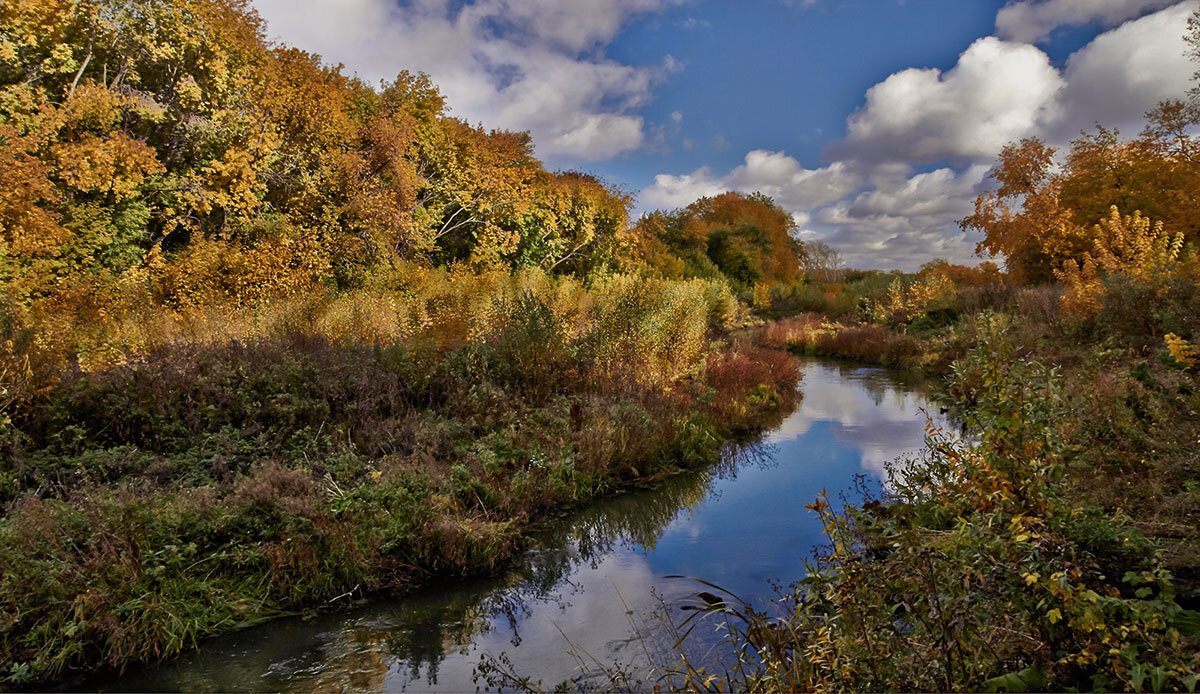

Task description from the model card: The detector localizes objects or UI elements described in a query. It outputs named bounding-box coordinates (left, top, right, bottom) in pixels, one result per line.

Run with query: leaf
left=982, top=666, right=1047, bottom=693
left=1170, top=608, right=1200, bottom=640
left=1150, top=666, right=1167, bottom=693
left=1131, top=663, right=1146, bottom=692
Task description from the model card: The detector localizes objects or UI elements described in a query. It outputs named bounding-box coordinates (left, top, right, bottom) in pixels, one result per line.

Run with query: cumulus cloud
left=847, top=165, right=991, bottom=220
left=828, top=3, right=1192, bottom=164
left=1049, top=2, right=1196, bottom=140
left=250, top=0, right=681, bottom=160
left=639, top=168, right=728, bottom=210
left=638, top=150, right=862, bottom=212
left=816, top=165, right=991, bottom=269
left=995, top=0, right=1184, bottom=43
left=828, top=37, right=1064, bottom=165
left=641, top=3, right=1195, bottom=270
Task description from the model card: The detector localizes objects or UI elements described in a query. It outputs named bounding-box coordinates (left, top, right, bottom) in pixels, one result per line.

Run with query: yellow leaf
left=1047, top=608, right=1062, bottom=624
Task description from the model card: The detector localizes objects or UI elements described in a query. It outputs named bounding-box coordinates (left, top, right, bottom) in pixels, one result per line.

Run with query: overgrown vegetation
left=4, top=0, right=1200, bottom=691
left=0, top=0, right=813, bottom=687
left=678, top=310, right=1200, bottom=692
left=0, top=273, right=801, bottom=686
left=656, top=19, right=1200, bottom=689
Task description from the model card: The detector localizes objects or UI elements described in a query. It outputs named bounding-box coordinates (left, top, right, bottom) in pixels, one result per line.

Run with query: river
left=97, top=358, right=952, bottom=692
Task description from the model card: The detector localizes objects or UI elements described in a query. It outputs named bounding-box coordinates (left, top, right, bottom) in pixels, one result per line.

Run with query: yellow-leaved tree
left=1055, top=207, right=1186, bottom=318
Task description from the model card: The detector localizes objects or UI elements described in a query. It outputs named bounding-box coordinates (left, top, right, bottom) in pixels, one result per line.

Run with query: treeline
left=1, top=0, right=625, bottom=300
left=0, top=1, right=814, bottom=687
left=0, top=0, right=810, bottom=379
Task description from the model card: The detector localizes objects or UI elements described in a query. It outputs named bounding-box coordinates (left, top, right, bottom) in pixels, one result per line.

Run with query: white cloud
left=1049, top=2, right=1196, bottom=140
left=639, top=167, right=728, bottom=210
left=250, top=0, right=682, bottom=160
left=640, top=3, right=1195, bottom=270
left=847, top=165, right=991, bottom=219
left=829, top=4, right=1194, bottom=164
left=829, top=37, right=1064, bottom=165
left=728, top=152, right=862, bottom=210
left=638, top=150, right=861, bottom=212
left=995, top=0, right=1184, bottom=43
left=818, top=165, right=991, bottom=269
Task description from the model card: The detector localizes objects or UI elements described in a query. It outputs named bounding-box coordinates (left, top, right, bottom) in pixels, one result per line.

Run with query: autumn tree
left=918, top=258, right=1003, bottom=287
left=965, top=100, right=1200, bottom=285
left=961, top=138, right=1091, bottom=283
left=632, top=192, right=805, bottom=288
left=504, top=171, right=631, bottom=274
left=0, top=0, right=640, bottom=311
left=411, top=117, right=539, bottom=264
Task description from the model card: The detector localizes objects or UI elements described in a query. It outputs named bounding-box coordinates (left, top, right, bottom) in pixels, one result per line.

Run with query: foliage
left=1056, top=207, right=1187, bottom=319
left=0, top=0, right=640, bottom=324
left=960, top=138, right=1091, bottom=284
left=629, top=192, right=806, bottom=291
left=961, top=112, right=1200, bottom=284
left=674, top=316, right=1200, bottom=692
left=1165, top=333, right=1198, bottom=370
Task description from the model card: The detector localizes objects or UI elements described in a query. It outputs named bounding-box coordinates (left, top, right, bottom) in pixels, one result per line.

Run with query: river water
left=98, top=358, right=951, bottom=692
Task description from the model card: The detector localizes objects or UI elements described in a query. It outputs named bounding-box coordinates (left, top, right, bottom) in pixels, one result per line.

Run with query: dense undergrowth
left=668, top=252, right=1200, bottom=691
left=0, top=274, right=800, bottom=688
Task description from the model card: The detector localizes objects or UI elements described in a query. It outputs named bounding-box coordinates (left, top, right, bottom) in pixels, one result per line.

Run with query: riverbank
left=0, top=279, right=799, bottom=689
left=683, top=293, right=1200, bottom=691
left=83, top=358, right=943, bottom=693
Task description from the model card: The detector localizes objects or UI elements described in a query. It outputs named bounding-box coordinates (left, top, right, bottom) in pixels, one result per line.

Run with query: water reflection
left=98, top=359, right=951, bottom=693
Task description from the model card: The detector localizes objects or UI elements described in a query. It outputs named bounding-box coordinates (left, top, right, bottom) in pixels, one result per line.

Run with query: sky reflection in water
left=100, top=359, right=951, bottom=693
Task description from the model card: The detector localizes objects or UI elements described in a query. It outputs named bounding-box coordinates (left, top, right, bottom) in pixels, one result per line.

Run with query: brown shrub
left=229, top=462, right=321, bottom=520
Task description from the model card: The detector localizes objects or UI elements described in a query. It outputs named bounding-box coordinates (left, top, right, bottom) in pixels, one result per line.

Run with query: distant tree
left=628, top=191, right=805, bottom=288
left=918, top=258, right=1004, bottom=287
left=801, top=240, right=842, bottom=283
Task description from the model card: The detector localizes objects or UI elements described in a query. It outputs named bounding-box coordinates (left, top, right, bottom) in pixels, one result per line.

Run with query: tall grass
left=0, top=269, right=795, bottom=688
left=762, top=314, right=929, bottom=369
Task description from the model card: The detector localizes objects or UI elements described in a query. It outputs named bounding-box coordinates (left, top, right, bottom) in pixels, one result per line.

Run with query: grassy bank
left=0, top=273, right=800, bottom=689
left=668, top=267, right=1200, bottom=691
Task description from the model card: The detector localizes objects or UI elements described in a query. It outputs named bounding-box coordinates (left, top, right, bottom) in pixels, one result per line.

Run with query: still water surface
left=100, top=359, right=951, bottom=692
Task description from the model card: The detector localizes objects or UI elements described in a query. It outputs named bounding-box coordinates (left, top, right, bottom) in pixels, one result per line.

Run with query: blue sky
left=596, top=1, right=1008, bottom=177
left=251, top=0, right=1196, bottom=270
